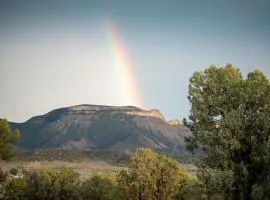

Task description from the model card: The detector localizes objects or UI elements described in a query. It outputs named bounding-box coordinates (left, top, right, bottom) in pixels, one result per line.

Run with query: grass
left=0, top=159, right=196, bottom=180
left=0, top=159, right=126, bottom=180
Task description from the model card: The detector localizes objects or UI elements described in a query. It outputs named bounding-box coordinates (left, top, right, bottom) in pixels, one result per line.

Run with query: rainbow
left=104, top=17, right=142, bottom=107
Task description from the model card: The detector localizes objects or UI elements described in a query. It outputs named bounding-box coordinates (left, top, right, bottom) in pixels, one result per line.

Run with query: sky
left=1, top=0, right=270, bottom=123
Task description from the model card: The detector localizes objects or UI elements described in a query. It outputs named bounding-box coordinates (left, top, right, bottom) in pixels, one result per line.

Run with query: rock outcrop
left=126, top=109, right=165, bottom=120
left=168, top=119, right=183, bottom=126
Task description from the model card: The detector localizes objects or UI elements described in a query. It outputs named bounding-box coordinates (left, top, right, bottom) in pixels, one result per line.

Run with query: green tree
left=80, top=174, right=121, bottom=200
left=155, top=155, right=185, bottom=200
left=23, top=167, right=41, bottom=199
left=56, top=167, right=81, bottom=200
left=118, top=148, right=194, bottom=200
left=186, top=64, right=270, bottom=199
left=5, top=177, right=27, bottom=200
left=9, top=168, right=18, bottom=176
left=21, top=166, right=80, bottom=200
left=35, top=168, right=58, bottom=200
left=118, top=148, right=157, bottom=200
left=0, top=119, right=20, bottom=160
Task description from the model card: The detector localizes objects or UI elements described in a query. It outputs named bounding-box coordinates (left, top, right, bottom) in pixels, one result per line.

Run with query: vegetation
left=15, top=149, right=130, bottom=165
left=0, top=119, right=20, bottom=160
left=9, top=168, right=18, bottom=176
left=0, top=148, right=195, bottom=200
left=118, top=148, right=195, bottom=200
left=80, top=173, right=121, bottom=200
left=185, top=64, right=270, bottom=199
left=0, top=168, right=7, bottom=183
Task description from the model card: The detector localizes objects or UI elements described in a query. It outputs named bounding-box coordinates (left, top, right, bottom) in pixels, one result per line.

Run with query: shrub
left=9, top=168, right=18, bottom=176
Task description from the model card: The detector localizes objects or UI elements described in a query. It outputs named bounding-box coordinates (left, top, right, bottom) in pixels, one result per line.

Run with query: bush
left=80, top=175, right=117, bottom=200
left=118, top=148, right=196, bottom=200
left=0, top=149, right=200, bottom=200
left=5, top=177, right=27, bottom=199
left=22, top=166, right=81, bottom=200
left=9, top=168, right=18, bottom=176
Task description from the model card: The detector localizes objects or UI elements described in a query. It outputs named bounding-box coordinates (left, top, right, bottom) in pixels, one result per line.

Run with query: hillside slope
left=10, top=105, right=191, bottom=154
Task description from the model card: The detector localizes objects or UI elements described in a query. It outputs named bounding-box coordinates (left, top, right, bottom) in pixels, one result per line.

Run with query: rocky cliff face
left=67, top=105, right=165, bottom=120
left=10, top=104, right=191, bottom=154
left=168, top=119, right=183, bottom=126
left=126, top=109, right=165, bottom=120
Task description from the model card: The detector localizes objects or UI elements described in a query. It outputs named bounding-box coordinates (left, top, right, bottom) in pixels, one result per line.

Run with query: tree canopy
left=118, top=148, right=195, bottom=200
left=186, top=64, right=270, bottom=199
left=0, top=119, right=20, bottom=160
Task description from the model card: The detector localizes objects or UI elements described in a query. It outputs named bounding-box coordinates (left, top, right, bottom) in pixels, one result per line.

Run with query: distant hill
left=10, top=105, right=191, bottom=155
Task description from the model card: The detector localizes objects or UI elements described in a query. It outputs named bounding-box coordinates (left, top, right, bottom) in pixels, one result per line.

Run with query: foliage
left=5, top=177, right=27, bottom=200
left=119, top=148, right=157, bottom=199
left=118, top=148, right=195, bottom=200
left=3, top=166, right=81, bottom=200
left=0, top=149, right=199, bottom=200
left=9, top=168, right=18, bottom=176
left=0, top=119, right=20, bottom=160
left=27, top=166, right=80, bottom=200
left=56, top=166, right=81, bottom=199
left=80, top=173, right=122, bottom=200
left=186, top=64, right=270, bottom=199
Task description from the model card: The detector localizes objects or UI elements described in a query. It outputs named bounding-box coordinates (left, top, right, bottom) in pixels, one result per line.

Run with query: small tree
left=118, top=148, right=158, bottom=200
left=21, top=166, right=81, bottom=200
left=5, top=177, right=27, bottom=200
left=9, top=168, right=18, bottom=176
left=0, top=119, right=20, bottom=160
left=80, top=174, right=120, bottom=200
left=118, top=148, right=195, bottom=200
left=57, top=166, right=81, bottom=200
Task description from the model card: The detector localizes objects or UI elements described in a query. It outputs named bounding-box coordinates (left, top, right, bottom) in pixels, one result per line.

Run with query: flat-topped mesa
left=168, top=119, right=183, bottom=126
left=66, top=105, right=165, bottom=120
left=126, top=109, right=165, bottom=120
left=69, top=104, right=117, bottom=112
left=68, top=104, right=141, bottom=112
left=12, top=104, right=192, bottom=153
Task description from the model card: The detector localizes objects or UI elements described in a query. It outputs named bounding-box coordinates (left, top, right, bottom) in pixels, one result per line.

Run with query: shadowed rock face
left=10, top=104, right=191, bottom=154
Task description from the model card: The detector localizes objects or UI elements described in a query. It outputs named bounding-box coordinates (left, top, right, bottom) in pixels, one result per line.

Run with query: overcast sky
left=1, top=0, right=270, bottom=122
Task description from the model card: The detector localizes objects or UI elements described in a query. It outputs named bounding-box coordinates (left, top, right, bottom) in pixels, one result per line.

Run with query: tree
left=5, top=177, right=27, bottom=200
left=56, top=166, right=81, bottom=200
left=38, top=168, right=59, bottom=199
left=118, top=148, right=194, bottom=200
left=186, top=64, right=270, bottom=199
left=0, top=119, right=20, bottom=160
left=118, top=148, right=157, bottom=200
left=21, top=166, right=81, bottom=200
left=80, top=174, right=120, bottom=200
